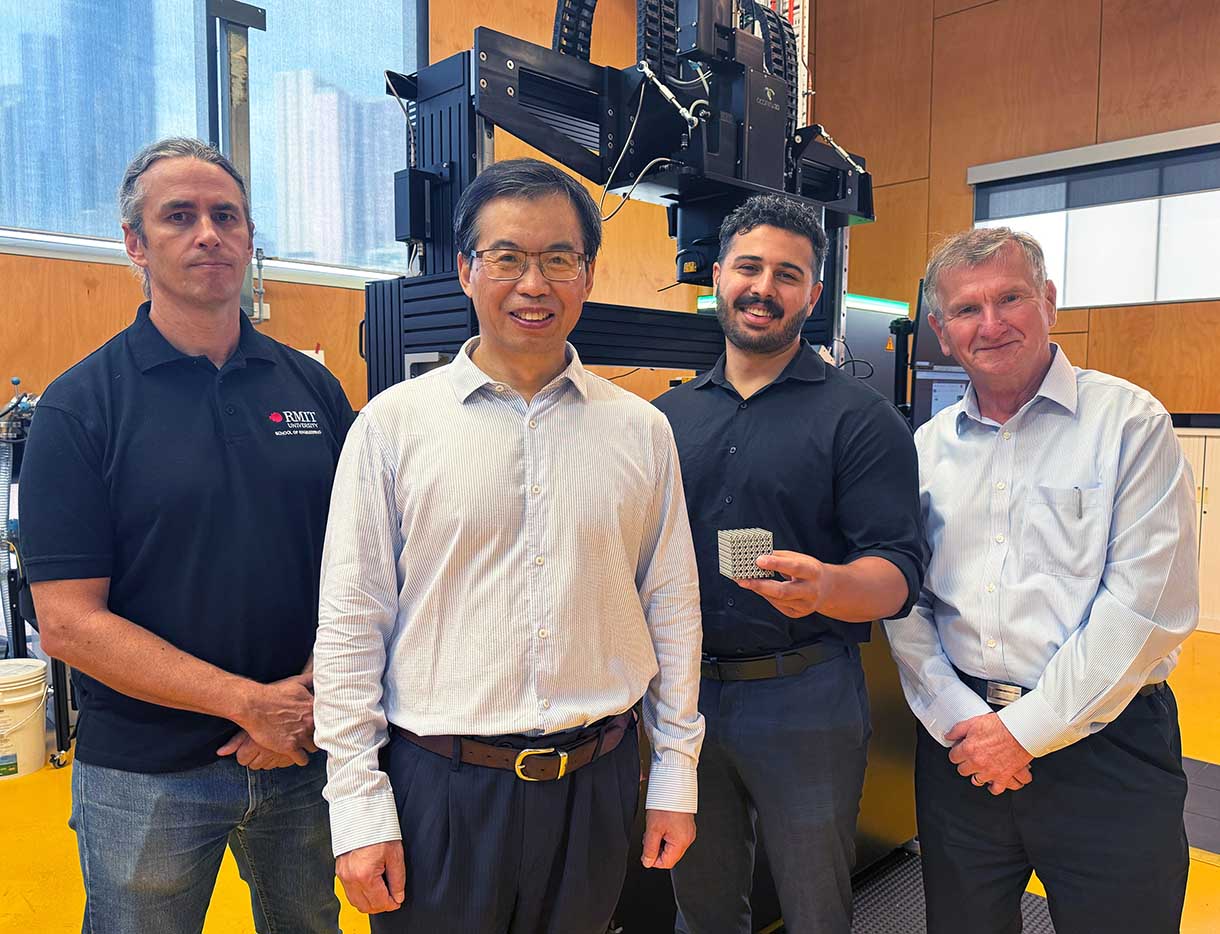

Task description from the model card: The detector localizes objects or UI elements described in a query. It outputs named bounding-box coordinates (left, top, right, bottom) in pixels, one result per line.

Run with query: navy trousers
left=671, top=646, right=871, bottom=934
left=916, top=685, right=1189, bottom=934
left=370, top=720, right=640, bottom=934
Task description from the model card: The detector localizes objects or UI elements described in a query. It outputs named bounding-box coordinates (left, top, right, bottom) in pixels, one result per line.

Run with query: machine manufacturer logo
left=754, top=85, right=782, bottom=113
left=268, top=410, right=321, bottom=437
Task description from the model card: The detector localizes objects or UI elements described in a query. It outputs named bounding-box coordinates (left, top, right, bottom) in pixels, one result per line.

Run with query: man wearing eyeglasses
left=312, top=157, right=705, bottom=933
left=884, top=227, right=1197, bottom=934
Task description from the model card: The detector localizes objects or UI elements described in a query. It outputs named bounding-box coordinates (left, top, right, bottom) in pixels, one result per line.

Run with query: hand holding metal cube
left=717, top=528, right=776, bottom=580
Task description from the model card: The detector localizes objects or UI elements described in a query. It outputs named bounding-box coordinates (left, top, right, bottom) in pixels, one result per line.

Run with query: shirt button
left=986, top=638, right=997, bottom=648
left=995, top=481, right=1007, bottom=491
left=529, top=419, right=538, bottom=429
left=535, top=556, right=545, bottom=566
left=729, top=446, right=737, bottom=454
left=538, top=628, right=549, bottom=638
left=995, top=534, right=1005, bottom=544
left=725, top=495, right=733, bottom=504
left=225, top=404, right=236, bottom=415
left=494, top=384, right=506, bottom=393
left=726, top=597, right=735, bottom=607
left=739, top=402, right=748, bottom=410
left=540, top=698, right=551, bottom=709
left=531, top=484, right=541, bottom=495
left=986, top=582, right=996, bottom=593
left=1002, top=430, right=1012, bottom=440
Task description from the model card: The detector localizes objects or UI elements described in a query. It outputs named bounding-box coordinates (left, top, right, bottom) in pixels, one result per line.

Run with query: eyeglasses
left=471, top=249, right=588, bottom=282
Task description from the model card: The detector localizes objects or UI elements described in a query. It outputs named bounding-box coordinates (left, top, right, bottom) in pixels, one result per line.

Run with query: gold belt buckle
left=985, top=681, right=1023, bottom=707
left=514, top=747, right=568, bottom=781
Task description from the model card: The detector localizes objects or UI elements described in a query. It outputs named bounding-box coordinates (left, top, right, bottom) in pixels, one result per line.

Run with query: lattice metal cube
left=717, top=528, right=775, bottom=580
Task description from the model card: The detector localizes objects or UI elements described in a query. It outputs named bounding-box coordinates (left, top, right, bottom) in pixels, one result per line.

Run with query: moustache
left=734, top=296, right=782, bottom=318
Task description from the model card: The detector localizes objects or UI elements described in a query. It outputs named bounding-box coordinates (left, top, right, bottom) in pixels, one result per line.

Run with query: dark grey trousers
left=671, top=646, right=870, bottom=934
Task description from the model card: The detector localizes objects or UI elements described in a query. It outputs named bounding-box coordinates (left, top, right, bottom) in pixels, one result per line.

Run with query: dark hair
left=453, top=158, right=603, bottom=260
left=717, top=194, right=828, bottom=278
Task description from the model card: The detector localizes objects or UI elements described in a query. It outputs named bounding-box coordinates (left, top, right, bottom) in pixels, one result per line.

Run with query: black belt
left=954, top=667, right=1166, bottom=709
left=701, top=642, right=845, bottom=681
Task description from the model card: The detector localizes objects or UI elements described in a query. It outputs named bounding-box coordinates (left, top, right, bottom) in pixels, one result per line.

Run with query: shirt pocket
left=1022, top=483, right=1108, bottom=580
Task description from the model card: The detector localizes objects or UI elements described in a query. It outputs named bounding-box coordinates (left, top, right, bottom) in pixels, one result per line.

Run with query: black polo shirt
left=653, top=341, right=924, bottom=657
left=20, top=302, right=355, bottom=773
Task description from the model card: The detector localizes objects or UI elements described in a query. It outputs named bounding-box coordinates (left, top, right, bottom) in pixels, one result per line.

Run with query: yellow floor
left=2, top=631, right=1218, bottom=932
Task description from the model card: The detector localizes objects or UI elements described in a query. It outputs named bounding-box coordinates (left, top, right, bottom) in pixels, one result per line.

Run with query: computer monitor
left=910, top=279, right=957, bottom=370
left=911, top=366, right=971, bottom=429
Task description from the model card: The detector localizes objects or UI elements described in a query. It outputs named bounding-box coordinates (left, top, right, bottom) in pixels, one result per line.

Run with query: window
left=0, top=2, right=202, bottom=239
left=973, top=143, right=1220, bottom=308
left=0, top=1, right=416, bottom=273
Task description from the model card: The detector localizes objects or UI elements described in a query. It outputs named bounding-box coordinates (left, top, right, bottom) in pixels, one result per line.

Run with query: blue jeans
left=70, top=752, right=340, bottom=934
left=671, top=647, right=871, bottom=934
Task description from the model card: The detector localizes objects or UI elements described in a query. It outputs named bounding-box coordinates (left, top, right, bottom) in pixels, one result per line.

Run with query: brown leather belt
left=701, top=641, right=846, bottom=681
left=390, top=709, right=635, bottom=782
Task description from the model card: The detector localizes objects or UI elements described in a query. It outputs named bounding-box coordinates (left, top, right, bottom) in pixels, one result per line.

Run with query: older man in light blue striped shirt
left=885, top=226, right=1198, bottom=934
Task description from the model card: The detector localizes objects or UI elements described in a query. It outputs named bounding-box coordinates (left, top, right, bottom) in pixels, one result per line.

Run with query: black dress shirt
left=653, top=341, right=924, bottom=657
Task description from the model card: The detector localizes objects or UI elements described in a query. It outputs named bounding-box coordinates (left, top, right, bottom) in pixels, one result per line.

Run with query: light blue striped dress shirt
left=884, top=345, right=1198, bottom=759
left=313, top=338, right=705, bottom=857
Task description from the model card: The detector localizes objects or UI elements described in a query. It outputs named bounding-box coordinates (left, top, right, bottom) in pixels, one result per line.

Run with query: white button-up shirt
left=314, top=338, right=705, bottom=856
left=885, top=346, right=1198, bottom=759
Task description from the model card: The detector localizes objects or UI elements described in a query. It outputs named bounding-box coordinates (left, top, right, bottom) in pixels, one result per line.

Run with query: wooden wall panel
left=1053, top=330, right=1089, bottom=366
left=258, top=280, right=368, bottom=409
left=1050, top=308, right=1090, bottom=333
left=814, top=0, right=934, bottom=186
left=0, top=255, right=141, bottom=395
left=0, top=254, right=370, bottom=407
left=928, top=0, right=1101, bottom=246
left=1087, top=301, right=1220, bottom=412
left=846, top=179, right=929, bottom=304
left=430, top=0, right=704, bottom=314
left=1097, top=0, right=1220, bottom=142
left=587, top=365, right=694, bottom=401
left=935, top=0, right=999, bottom=16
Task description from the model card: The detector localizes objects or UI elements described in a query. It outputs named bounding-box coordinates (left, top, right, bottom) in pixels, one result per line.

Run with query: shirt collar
left=956, top=342, right=1077, bottom=433
left=692, top=339, right=828, bottom=391
left=446, top=336, right=589, bottom=402
left=128, top=301, right=278, bottom=373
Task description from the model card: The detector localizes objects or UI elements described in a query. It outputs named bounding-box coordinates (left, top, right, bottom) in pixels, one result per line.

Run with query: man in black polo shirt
left=19, top=138, right=353, bottom=933
left=654, top=195, right=924, bottom=934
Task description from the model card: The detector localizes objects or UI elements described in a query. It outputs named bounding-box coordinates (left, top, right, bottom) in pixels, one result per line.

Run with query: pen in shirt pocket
left=1073, top=485, right=1082, bottom=519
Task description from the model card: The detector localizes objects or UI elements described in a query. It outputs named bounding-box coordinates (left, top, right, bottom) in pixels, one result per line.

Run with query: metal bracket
left=206, top=0, right=267, bottom=320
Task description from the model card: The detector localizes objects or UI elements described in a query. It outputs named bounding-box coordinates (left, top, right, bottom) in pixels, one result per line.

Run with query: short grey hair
left=118, top=137, right=254, bottom=297
left=923, top=227, right=1047, bottom=321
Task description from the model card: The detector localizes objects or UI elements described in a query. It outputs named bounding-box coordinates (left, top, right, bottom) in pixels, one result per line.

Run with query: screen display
left=912, top=367, right=971, bottom=428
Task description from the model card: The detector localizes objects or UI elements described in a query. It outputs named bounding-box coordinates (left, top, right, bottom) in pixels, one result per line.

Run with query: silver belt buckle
left=985, top=681, right=1023, bottom=707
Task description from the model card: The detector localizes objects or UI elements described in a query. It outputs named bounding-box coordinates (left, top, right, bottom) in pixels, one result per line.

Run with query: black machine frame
left=364, top=2, right=873, bottom=398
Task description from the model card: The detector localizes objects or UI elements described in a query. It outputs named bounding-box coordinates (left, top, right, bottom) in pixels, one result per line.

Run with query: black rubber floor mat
left=844, top=849, right=1056, bottom=934
left=1185, top=757, right=1220, bottom=856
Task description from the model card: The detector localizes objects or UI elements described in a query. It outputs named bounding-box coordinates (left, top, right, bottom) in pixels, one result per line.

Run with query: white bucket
left=0, top=658, right=49, bottom=780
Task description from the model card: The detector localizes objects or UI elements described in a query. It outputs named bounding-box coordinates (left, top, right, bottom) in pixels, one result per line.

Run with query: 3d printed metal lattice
left=717, top=528, right=775, bottom=580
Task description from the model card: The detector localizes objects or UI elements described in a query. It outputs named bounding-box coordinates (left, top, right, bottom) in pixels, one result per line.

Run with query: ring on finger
left=970, top=774, right=985, bottom=786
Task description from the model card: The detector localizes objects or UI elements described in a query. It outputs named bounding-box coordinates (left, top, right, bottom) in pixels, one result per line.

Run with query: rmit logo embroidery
left=269, top=410, right=322, bottom=436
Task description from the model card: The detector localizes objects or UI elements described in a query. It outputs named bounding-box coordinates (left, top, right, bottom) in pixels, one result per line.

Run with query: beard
left=715, top=287, right=810, bottom=355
